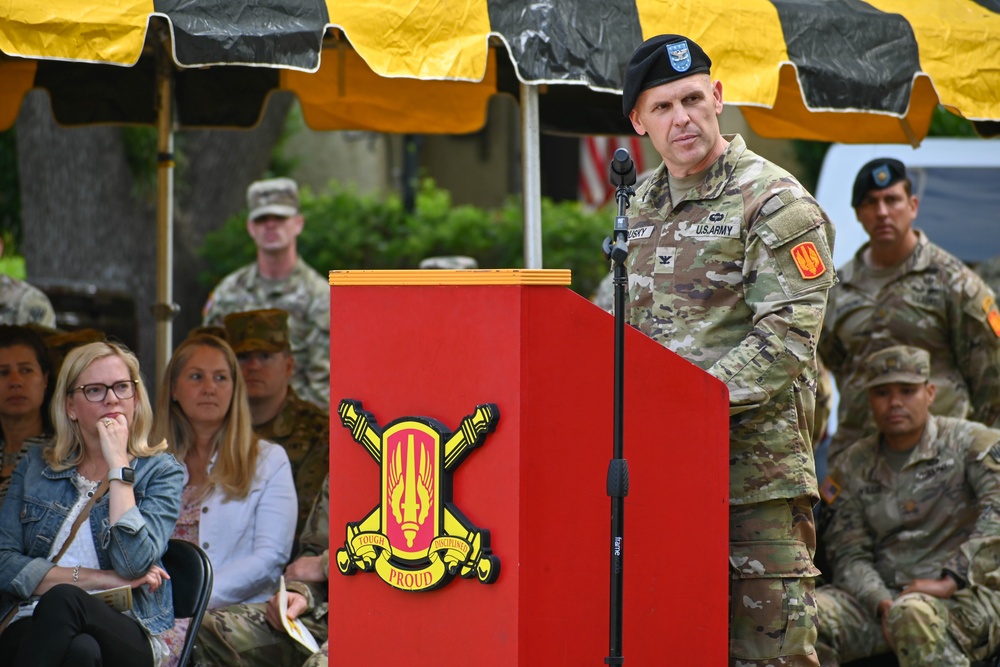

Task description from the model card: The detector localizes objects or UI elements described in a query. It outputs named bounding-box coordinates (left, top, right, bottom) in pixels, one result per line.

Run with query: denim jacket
left=0, top=446, right=184, bottom=634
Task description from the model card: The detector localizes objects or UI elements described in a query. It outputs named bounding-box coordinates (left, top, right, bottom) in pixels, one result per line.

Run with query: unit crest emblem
left=335, top=399, right=501, bottom=591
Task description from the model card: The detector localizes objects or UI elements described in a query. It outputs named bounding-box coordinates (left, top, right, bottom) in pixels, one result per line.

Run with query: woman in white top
left=151, top=333, right=296, bottom=666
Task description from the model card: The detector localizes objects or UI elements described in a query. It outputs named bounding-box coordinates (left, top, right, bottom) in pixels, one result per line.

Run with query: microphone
left=609, top=148, right=636, bottom=187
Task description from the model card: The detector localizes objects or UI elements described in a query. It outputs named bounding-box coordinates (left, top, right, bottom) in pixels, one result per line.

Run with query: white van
left=813, top=138, right=1000, bottom=439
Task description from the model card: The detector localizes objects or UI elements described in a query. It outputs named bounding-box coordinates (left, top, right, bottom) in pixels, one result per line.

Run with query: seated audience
left=196, top=474, right=330, bottom=666
left=152, top=333, right=296, bottom=666
left=817, top=346, right=1000, bottom=666
left=223, top=309, right=328, bottom=546
left=0, top=325, right=53, bottom=502
left=0, top=341, right=183, bottom=666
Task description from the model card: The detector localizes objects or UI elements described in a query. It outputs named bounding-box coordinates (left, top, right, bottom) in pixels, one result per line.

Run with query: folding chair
left=162, top=539, right=214, bottom=667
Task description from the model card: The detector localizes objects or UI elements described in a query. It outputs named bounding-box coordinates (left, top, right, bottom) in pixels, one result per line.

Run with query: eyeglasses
left=70, top=380, right=138, bottom=402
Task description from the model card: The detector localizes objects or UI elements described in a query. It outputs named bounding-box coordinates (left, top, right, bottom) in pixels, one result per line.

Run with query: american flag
left=578, top=135, right=645, bottom=209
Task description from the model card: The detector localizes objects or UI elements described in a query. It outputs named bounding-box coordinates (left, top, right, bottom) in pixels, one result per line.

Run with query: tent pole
left=520, top=82, right=543, bottom=269
left=154, top=29, right=176, bottom=386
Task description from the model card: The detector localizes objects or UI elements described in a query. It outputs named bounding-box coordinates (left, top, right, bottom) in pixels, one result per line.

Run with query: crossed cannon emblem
left=335, top=399, right=501, bottom=592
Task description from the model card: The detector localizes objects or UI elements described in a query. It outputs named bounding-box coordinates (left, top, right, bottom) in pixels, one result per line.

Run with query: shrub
left=199, top=179, right=615, bottom=299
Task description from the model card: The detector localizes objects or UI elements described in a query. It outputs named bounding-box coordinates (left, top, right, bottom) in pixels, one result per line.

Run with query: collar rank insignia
left=335, top=399, right=501, bottom=591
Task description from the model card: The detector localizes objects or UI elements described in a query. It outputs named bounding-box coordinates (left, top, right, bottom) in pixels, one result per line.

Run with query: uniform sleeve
left=818, top=287, right=848, bottom=380
left=292, top=430, right=330, bottom=546
left=708, top=194, right=837, bottom=413
left=299, top=295, right=331, bottom=408
left=16, top=285, right=56, bottom=328
left=954, top=277, right=1000, bottom=429
left=285, top=477, right=330, bottom=614
left=952, top=429, right=1000, bottom=585
left=297, top=474, right=329, bottom=560
left=202, top=289, right=222, bottom=327
left=823, top=466, right=893, bottom=616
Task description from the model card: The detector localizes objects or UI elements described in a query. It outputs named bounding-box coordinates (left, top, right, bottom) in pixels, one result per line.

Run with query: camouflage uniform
left=817, top=415, right=1000, bottom=666
left=591, top=271, right=614, bottom=312
left=0, top=274, right=55, bottom=327
left=626, top=134, right=837, bottom=665
left=820, top=231, right=1000, bottom=462
left=254, top=386, right=329, bottom=549
left=196, top=474, right=330, bottom=667
left=975, top=253, right=1000, bottom=298
left=203, top=258, right=330, bottom=408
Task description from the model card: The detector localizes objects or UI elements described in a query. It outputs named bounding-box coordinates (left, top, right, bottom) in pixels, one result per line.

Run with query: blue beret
left=851, top=158, right=907, bottom=208
left=622, top=34, right=712, bottom=117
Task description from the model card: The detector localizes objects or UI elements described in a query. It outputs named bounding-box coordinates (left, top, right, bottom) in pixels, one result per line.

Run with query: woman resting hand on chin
left=0, top=341, right=184, bottom=667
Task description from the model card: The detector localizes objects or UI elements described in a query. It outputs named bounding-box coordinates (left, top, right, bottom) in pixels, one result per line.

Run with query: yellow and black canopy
left=2, top=0, right=999, bottom=141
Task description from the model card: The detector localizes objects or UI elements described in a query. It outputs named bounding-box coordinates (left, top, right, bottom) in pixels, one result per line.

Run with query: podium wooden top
left=328, top=269, right=572, bottom=286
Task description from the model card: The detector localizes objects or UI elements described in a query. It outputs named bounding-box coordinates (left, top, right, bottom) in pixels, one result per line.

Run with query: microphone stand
left=602, top=147, right=635, bottom=666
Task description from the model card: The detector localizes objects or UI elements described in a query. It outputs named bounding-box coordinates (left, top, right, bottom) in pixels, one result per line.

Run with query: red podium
left=329, top=269, right=729, bottom=665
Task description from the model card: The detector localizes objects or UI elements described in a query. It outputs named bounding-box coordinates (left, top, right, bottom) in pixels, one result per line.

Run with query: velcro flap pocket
left=756, top=198, right=836, bottom=295
left=730, top=539, right=821, bottom=579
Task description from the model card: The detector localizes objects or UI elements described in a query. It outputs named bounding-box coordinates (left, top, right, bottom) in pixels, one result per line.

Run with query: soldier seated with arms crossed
left=817, top=346, right=1000, bottom=666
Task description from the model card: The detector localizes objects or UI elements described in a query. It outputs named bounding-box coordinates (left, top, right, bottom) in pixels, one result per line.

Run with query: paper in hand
left=279, top=576, right=320, bottom=654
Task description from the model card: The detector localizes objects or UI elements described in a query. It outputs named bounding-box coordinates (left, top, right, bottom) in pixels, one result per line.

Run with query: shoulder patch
left=984, top=299, right=1000, bottom=337
left=791, top=242, right=826, bottom=280
left=819, top=475, right=841, bottom=505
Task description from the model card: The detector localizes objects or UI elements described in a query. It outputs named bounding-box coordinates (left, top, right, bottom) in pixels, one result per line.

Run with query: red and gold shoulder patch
left=983, top=297, right=1000, bottom=337
left=791, top=242, right=826, bottom=280
left=819, top=475, right=841, bottom=505
left=988, top=310, right=1000, bottom=338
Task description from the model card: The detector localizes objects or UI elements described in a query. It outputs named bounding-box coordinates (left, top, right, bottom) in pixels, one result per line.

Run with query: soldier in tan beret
left=224, top=308, right=329, bottom=547
left=817, top=345, right=1000, bottom=666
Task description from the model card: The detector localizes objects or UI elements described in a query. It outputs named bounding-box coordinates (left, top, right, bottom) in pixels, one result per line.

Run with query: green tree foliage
left=199, top=179, right=614, bottom=300
left=929, top=106, right=977, bottom=137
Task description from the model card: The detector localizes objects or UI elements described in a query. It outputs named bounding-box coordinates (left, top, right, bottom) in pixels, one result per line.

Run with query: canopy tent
left=4, top=1, right=1000, bottom=138
left=2, top=0, right=1000, bottom=378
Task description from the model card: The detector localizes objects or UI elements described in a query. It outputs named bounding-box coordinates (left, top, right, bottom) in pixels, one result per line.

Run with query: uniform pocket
left=755, top=199, right=836, bottom=296
left=730, top=540, right=819, bottom=660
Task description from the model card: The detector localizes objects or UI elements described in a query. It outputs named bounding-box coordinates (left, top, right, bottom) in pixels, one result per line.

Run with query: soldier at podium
left=622, top=34, right=837, bottom=666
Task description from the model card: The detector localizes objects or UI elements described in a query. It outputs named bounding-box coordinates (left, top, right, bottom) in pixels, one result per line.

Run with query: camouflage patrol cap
left=247, top=177, right=299, bottom=221
left=622, top=34, right=712, bottom=116
left=223, top=309, right=290, bottom=354
left=851, top=158, right=907, bottom=208
left=864, top=345, right=931, bottom=388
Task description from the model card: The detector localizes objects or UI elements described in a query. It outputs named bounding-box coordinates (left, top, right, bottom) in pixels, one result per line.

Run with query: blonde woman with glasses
left=0, top=341, right=184, bottom=667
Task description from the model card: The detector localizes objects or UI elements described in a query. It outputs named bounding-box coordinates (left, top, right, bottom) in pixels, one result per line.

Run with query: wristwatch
left=108, top=466, right=135, bottom=485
